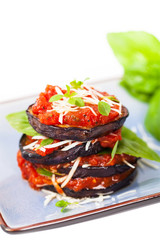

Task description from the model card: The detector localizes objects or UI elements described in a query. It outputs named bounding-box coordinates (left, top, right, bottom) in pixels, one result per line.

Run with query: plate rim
left=1, top=77, right=160, bottom=233
left=1, top=191, right=160, bottom=233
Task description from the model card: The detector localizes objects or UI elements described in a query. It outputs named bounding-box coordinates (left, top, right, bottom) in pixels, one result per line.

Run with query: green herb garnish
left=111, top=141, right=119, bottom=159
left=68, top=97, right=85, bottom=107
left=64, top=85, right=77, bottom=98
left=98, top=101, right=111, bottom=116
left=144, top=89, right=160, bottom=141
left=49, top=85, right=77, bottom=102
left=70, top=77, right=90, bottom=90
left=107, top=31, right=160, bottom=141
left=55, top=200, right=78, bottom=212
left=70, top=80, right=84, bottom=89
left=107, top=96, right=120, bottom=103
left=117, top=127, right=160, bottom=162
left=6, top=111, right=40, bottom=136
left=49, top=94, right=64, bottom=102
left=64, top=85, right=71, bottom=97
left=97, top=126, right=160, bottom=162
left=37, top=168, right=53, bottom=177
left=36, top=138, right=54, bottom=150
left=37, top=168, right=64, bottom=177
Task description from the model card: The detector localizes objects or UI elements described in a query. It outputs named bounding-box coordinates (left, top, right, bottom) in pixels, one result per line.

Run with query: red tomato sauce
left=78, top=153, right=136, bottom=167
left=66, top=169, right=134, bottom=192
left=31, top=85, right=120, bottom=128
left=24, top=136, right=60, bottom=156
left=17, top=151, right=135, bottom=192
left=98, top=129, right=122, bottom=148
left=24, top=129, right=121, bottom=157
left=42, top=153, right=136, bottom=173
left=17, top=151, right=52, bottom=189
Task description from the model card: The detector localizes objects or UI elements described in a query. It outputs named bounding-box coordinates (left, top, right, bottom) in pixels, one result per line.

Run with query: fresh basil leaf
left=36, top=168, right=53, bottom=177
left=117, top=126, right=160, bottom=162
left=55, top=200, right=70, bottom=208
left=69, top=92, right=77, bottom=97
left=107, top=31, right=160, bottom=141
left=55, top=200, right=78, bottom=212
left=111, top=141, right=119, bottom=159
left=6, top=111, right=39, bottom=136
left=145, top=89, right=160, bottom=141
left=66, top=84, right=70, bottom=94
left=107, top=31, right=160, bottom=72
left=106, top=96, right=120, bottom=103
left=120, top=80, right=152, bottom=102
left=56, top=200, right=71, bottom=212
left=98, top=101, right=111, bottom=116
left=70, top=80, right=83, bottom=89
left=36, top=138, right=54, bottom=149
left=49, top=94, right=64, bottom=102
left=122, top=72, right=160, bottom=96
left=97, top=127, right=160, bottom=162
left=107, top=31, right=160, bottom=101
left=68, top=97, right=85, bottom=107
left=64, top=85, right=77, bottom=98
left=64, top=85, right=71, bottom=98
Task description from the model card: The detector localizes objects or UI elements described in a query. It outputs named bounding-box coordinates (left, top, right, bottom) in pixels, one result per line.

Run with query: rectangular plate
left=1, top=79, right=160, bottom=232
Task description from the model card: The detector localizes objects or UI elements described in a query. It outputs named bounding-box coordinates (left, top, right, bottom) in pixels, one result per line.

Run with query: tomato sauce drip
left=31, top=85, right=120, bottom=128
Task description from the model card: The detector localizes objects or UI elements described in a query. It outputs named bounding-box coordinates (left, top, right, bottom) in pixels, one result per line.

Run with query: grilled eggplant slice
left=26, top=104, right=129, bottom=141
left=57, top=161, right=137, bottom=178
left=42, top=168, right=136, bottom=198
left=19, top=134, right=104, bottom=165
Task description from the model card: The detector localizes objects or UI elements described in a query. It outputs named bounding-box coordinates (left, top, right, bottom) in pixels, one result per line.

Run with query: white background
left=1, top=0, right=160, bottom=239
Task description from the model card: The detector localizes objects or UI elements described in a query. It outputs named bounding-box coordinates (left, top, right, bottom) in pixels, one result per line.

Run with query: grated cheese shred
left=61, top=157, right=81, bottom=188
left=123, top=159, right=135, bottom=169
left=85, top=141, right=91, bottom=151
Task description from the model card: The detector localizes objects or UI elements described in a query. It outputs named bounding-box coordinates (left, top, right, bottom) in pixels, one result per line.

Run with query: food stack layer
left=17, top=82, right=137, bottom=198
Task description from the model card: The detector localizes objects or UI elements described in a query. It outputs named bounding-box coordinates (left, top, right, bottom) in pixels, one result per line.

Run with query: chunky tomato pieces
left=32, top=85, right=120, bottom=128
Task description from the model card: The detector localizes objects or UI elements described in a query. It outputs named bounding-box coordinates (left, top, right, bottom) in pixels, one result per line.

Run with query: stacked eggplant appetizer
left=14, top=80, right=139, bottom=198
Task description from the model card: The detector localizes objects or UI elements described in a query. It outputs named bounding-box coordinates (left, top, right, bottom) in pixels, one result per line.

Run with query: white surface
left=1, top=0, right=160, bottom=239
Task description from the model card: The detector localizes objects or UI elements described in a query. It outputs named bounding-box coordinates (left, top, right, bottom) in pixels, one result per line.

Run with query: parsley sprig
left=55, top=200, right=78, bottom=212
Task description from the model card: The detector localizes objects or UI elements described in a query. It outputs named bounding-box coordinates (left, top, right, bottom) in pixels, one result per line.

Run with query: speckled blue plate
left=0, top=79, right=160, bottom=232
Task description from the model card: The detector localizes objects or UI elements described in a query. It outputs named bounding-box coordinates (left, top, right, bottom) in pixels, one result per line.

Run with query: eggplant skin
left=19, top=134, right=104, bottom=165
left=26, top=104, right=129, bottom=141
left=42, top=169, right=137, bottom=198
left=58, top=161, right=137, bottom=178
